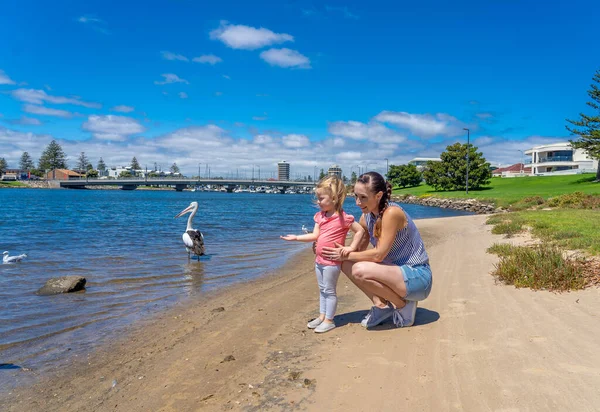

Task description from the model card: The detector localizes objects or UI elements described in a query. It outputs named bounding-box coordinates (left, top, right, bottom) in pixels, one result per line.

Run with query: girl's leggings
left=315, top=263, right=341, bottom=320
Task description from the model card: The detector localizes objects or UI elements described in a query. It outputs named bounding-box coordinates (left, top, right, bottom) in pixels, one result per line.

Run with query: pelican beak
left=175, top=205, right=194, bottom=218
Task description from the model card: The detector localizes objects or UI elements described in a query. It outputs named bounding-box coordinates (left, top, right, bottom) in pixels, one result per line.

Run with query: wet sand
left=4, top=214, right=600, bottom=411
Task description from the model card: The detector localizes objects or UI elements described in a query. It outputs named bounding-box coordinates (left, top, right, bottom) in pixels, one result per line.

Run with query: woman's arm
left=323, top=208, right=407, bottom=262
left=280, top=223, right=320, bottom=242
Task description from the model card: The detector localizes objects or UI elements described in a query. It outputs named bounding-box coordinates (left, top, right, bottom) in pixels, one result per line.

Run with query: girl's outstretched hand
left=280, top=235, right=297, bottom=241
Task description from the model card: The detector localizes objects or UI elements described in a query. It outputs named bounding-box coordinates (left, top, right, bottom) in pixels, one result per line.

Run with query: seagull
left=302, top=225, right=309, bottom=234
left=3, top=251, right=27, bottom=264
left=175, top=202, right=205, bottom=260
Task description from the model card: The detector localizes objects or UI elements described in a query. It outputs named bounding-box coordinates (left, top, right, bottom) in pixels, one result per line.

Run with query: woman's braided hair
left=356, top=171, right=392, bottom=239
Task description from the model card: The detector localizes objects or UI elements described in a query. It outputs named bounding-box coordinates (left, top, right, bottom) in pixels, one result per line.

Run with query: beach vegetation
left=422, top=142, right=491, bottom=191
left=387, top=164, right=422, bottom=188
left=566, top=69, right=600, bottom=182
left=487, top=243, right=587, bottom=291
left=38, top=140, right=67, bottom=171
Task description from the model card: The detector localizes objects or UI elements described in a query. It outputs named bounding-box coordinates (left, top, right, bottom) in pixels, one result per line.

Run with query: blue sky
left=1, top=0, right=599, bottom=177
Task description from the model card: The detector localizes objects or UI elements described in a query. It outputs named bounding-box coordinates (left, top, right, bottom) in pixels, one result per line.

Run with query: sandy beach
left=4, top=214, right=600, bottom=411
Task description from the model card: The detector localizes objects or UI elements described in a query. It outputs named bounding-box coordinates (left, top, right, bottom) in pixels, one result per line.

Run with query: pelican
left=3, top=251, right=27, bottom=264
left=175, top=202, right=205, bottom=260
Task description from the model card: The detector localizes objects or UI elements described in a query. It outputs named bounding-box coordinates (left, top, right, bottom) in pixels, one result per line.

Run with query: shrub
left=489, top=244, right=586, bottom=291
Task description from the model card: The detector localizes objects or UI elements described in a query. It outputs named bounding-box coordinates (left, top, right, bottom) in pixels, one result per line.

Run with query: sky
left=1, top=0, right=599, bottom=178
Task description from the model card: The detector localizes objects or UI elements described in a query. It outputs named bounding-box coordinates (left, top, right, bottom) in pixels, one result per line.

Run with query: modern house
left=408, top=157, right=441, bottom=171
left=524, top=142, right=598, bottom=176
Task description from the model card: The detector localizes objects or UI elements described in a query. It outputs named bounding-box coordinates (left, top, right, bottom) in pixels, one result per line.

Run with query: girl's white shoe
left=314, top=322, right=336, bottom=333
left=307, top=318, right=323, bottom=329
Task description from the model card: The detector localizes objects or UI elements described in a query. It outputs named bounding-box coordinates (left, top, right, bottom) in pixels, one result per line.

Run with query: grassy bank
left=0, top=181, right=29, bottom=188
left=393, top=173, right=600, bottom=209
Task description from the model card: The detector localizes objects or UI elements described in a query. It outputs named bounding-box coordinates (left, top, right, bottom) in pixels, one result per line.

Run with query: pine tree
left=566, top=69, right=600, bottom=182
left=97, top=158, right=107, bottom=172
left=76, top=152, right=89, bottom=173
left=0, top=158, right=7, bottom=176
left=351, top=171, right=357, bottom=184
left=130, top=157, right=141, bottom=170
left=319, top=169, right=326, bottom=180
left=19, top=152, right=35, bottom=171
left=170, top=162, right=180, bottom=174
left=38, top=140, right=67, bottom=171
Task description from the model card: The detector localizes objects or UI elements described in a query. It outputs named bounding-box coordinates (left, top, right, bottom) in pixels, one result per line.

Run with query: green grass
left=0, top=181, right=28, bottom=187
left=487, top=243, right=586, bottom=291
left=393, top=173, right=600, bottom=209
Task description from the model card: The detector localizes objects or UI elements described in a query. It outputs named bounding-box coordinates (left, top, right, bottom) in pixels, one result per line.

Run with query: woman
left=322, top=172, right=432, bottom=328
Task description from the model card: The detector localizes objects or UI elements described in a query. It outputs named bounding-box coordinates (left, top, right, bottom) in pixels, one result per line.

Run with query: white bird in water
left=3, top=251, right=27, bottom=264
left=175, top=201, right=205, bottom=260
left=302, top=225, right=309, bottom=234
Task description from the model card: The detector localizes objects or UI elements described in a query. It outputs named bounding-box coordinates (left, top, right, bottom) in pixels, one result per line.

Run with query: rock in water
left=37, top=276, right=87, bottom=296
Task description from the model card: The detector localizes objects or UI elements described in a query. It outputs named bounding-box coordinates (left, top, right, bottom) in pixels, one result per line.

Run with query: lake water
left=0, top=188, right=471, bottom=390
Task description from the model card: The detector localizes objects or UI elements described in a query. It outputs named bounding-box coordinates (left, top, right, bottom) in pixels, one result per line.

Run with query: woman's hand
left=322, top=242, right=346, bottom=261
left=280, top=235, right=297, bottom=241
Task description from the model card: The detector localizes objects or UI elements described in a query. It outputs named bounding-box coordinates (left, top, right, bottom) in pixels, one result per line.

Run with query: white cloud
left=476, top=112, right=494, bottom=120
left=375, top=111, right=466, bottom=138
left=222, top=75, right=231, bottom=80
left=0, top=69, right=15, bottom=85
left=178, top=92, right=188, bottom=99
left=259, top=48, right=311, bottom=69
left=161, top=51, right=189, bottom=62
left=111, top=105, right=135, bottom=113
left=325, top=5, right=359, bottom=19
left=252, top=112, right=268, bottom=121
left=6, top=116, right=43, bottom=126
left=76, top=15, right=109, bottom=34
left=23, top=104, right=73, bottom=118
left=11, top=89, right=101, bottom=108
left=82, top=115, right=145, bottom=141
left=336, top=151, right=362, bottom=160
left=253, top=134, right=273, bottom=144
left=154, top=74, right=189, bottom=85
left=328, top=120, right=405, bottom=144
left=192, top=55, right=223, bottom=65
left=209, top=21, right=294, bottom=50
left=282, top=134, right=310, bottom=148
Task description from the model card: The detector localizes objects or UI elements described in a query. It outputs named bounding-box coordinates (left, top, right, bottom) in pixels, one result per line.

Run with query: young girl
left=281, top=176, right=365, bottom=333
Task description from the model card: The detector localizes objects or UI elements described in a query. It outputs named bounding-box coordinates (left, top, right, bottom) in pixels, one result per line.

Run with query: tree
left=130, top=157, right=141, bottom=170
left=423, top=142, right=491, bottom=191
left=76, top=152, right=89, bottom=173
left=38, top=140, right=67, bottom=171
left=97, top=157, right=107, bottom=172
left=319, top=168, right=326, bottom=180
left=170, top=162, right=180, bottom=174
left=0, top=158, right=7, bottom=176
left=19, top=152, right=35, bottom=171
left=86, top=162, right=94, bottom=171
left=119, top=170, right=133, bottom=178
left=566, top=69, right=600, bottom=181
left=86, top=169, right=99, bottom=178
left=387, top=164, right=422, bottom=188
left=351, top=171, right=357, bottom=184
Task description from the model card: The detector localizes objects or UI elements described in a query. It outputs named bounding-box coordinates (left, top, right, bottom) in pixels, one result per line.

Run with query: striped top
left=365, top=202, right=429, bottom=267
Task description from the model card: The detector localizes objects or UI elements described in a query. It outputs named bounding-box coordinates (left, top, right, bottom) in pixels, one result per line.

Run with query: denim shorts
left=400, top=264, right=432, bottom=301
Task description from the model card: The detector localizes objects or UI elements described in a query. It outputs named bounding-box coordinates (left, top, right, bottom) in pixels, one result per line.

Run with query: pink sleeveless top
left=314, top=210, right=354, bottom=265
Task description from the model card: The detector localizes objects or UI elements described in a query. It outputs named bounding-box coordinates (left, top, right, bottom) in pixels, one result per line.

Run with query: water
left=0, top=188, right=471, bottom=389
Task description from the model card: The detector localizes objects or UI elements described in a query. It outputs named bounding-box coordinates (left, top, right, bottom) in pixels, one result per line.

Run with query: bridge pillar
left=175, top=184, right=187, bottom=192
left=278, top=186, right=288, bottom=194
left=121, top=185, right=137, bottom=191
left=225, top=186, right=234, bottom=193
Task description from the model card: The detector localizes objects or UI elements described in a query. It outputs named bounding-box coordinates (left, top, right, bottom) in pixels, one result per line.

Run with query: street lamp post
left=384, top=158, right=389, bottom=176
left=313, top=166, right=317, bottom=182
left=518, top=150, right=524, bottom=173
left=198, top=163, right=201, bottom=180
left=463, top=128, right=470, bottom=194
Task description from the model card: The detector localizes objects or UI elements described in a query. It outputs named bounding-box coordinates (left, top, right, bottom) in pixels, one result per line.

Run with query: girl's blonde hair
left=316, top=175, right=346, bottom=214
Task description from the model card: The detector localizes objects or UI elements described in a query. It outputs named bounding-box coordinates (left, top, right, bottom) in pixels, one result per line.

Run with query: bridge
left=59, top=178, right=316, bottom=192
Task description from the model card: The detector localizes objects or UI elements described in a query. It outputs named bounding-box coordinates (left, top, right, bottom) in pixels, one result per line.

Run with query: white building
left=524, top=142, right=598, bottom=176
left=408, top=157, right=441, bottom=171
left=328, top=164, right=342, bottom=179
left=277, top=161, right=290, bottom=181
